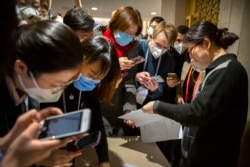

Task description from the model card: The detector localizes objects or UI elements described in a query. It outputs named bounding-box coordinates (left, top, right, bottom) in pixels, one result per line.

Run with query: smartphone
left=38, top=109, right=91, bottom=140
left=121, top=72, right=129, bottom=78
left=167, top=73, right=179, bottom=79
left=131, top=55, right=145, bottom=65
left=66, top=131, right=101, bottom=152
left=151, top=75, right=164, bottom=82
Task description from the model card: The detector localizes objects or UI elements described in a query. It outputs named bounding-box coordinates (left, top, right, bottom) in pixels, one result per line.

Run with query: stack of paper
left=118, top=109, right=182, bottom=143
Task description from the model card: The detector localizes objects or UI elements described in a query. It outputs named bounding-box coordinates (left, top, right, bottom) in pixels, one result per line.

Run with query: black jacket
left=40, top=84, right=109, bottom=164
left=153, top=54, right=248, bottom=167
left=0, top=74, right=39, bottom=137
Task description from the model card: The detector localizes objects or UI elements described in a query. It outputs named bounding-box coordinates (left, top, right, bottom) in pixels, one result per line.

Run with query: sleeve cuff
left=153, top=100, right=160, bottom=114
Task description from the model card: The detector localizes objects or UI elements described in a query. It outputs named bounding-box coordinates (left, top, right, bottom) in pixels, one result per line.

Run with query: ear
left=148, top=34, right=153, bottom=39
left=203, top=37, right=211, bottom=50
left=14, top=59, right=28, bottom=75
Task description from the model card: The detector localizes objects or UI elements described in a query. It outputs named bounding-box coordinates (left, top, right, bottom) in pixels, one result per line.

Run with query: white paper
left=118, top=109, right=183, bottom=143
left=118, top=109, right=165, bottom=127
left=140, top=118, right=183, bottom=143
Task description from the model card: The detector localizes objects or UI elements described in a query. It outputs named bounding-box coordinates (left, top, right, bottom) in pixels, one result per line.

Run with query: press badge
left=136, top=86, right=148, bottom=105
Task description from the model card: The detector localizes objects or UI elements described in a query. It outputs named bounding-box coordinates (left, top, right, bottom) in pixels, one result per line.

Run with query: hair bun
left=216, top=28, right=228, bottom=37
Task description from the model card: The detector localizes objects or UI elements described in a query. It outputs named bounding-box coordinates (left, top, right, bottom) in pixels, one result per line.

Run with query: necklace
left=63, top=90, right=82, bottom=113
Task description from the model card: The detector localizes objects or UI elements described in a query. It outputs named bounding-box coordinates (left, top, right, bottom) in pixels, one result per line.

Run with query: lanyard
left=143, top=48, right=162, bottom=76
left=63, top=90, right=82, bottom=113
left=184, top=68, right=202, bottom=102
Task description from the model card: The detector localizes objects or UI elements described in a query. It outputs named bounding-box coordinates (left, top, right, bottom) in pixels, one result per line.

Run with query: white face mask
left=147, top=27, right=154, bottom=35
left=190, top=59, right=206, bottom=73
left=150, top=44, right=168, bottom=59
left=18, top=72, right=64, bottom=103
left=174, top=42, right=187, bottom=55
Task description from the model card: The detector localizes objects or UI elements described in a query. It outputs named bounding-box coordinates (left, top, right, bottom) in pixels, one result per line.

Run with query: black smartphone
left=66, top=130, right=101, bottom=152
left=131, top=55, right=145, bottom=65
left=121, top=72, right=129, bottom=78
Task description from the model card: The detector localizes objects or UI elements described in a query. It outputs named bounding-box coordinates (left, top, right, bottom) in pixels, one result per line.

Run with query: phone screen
left=39, top=109, right=90, bottom=140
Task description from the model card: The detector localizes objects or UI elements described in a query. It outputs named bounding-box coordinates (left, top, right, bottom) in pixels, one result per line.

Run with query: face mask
left=190, top=59, right=206, bottom=73
left=114, top=31, right=133, bottom=46
left=73, top=74, right=100, bottom=91
left=147, top=27, right=154, bottom=35
left=174, top=42, right=187, bottom=55
left=149, top=43, right=168, bottom=59
left=18, top=72, right=64, bottom=103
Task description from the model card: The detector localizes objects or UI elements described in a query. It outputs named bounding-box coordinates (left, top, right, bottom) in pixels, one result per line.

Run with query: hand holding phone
left=167, top=73, right=179, bottom=80
left=66, top=131, right=101, bottom=152
left=38, top=109, right=91, bottom=140
left=131, top=56, right=145, bottom=65
left=151, top=75, right=164, bottom=82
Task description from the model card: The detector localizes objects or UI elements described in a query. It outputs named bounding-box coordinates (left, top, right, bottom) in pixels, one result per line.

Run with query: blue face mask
left=73, top=74, right=100, bottom=91
left=114, top=31, right=133, bottom=46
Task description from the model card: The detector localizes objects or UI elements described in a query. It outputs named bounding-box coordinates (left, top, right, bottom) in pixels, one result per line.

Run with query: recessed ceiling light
left=92, top=7, right=98, bottom=11
left=151, top=12, right=157, bottom=15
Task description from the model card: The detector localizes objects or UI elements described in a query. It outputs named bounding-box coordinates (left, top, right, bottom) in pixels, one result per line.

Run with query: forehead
left=124, top=24, right=138, bottom=36
left=81, top=60, right=102, bottom=74
left=150, top=21, right=158, bottom=27
left=37, top=69, right=79, bottom=84
left=154, top=31, right=169, bottom=44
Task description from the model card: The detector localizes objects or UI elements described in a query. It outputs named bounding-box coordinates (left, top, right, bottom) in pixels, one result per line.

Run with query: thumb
left=22, top=121, right=41, bottom=139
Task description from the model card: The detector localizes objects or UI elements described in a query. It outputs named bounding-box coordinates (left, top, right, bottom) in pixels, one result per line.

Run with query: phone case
left=131, top=56, right=145, bottom=65
left=66, top=131, right=101, bottom=152
left=151, top=75, right=164, bottom=82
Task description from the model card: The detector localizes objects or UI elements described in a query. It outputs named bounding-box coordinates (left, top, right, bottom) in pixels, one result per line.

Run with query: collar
left=5, top=75, right=27, bottom=106
left=205, top=53, right=236, bottom=72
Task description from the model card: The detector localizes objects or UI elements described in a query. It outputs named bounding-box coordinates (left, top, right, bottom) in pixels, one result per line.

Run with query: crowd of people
left=0, top=0, right=248, bottom=167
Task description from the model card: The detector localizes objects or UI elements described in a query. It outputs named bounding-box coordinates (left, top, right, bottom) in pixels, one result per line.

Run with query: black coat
left=40, top=84, right=109, bottom=164
left=154, top=54, right=248, bottom=166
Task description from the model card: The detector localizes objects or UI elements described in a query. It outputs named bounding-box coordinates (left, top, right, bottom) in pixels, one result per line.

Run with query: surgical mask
left=18, top=72, right=64, bottom=103
left=174, top=42, right=187, bottom=55
left=190, top=59, right=206, bottom=73
left=147, top=27, right=154, bottom=35
left=114, top=31, right=133, bottom=46
left=73, top=74, right=100, bottom=91
left=150, top=44, right=168, bottom=59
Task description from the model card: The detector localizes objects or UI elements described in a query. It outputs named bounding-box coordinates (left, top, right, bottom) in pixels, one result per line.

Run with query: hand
left=1, top=121, right=68, bottom=167
left=37, top=148, right=82, bottom=166
left=143, top=79, right=158, bottom=93
left=166, top=77, right=180, bottom=88
left=115, top=77, right=123, bottom=88
left=177, top=95, right=185, bottom=104
left=142, top=101, right=155, bottom=114
left=0, top=107, right=63, bottom=153
left=119, top=57, right=135, bottom=70
left=99, top=162, right=111, bottom=167
left=124, top=119, right=136, bottom=128
left=136, top=71, right=151, bottom=85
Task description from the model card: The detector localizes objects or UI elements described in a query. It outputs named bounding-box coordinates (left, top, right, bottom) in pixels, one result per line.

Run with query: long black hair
left=81, top=36, right=120, bottom=103
left=11, top=20, right=83, bottom=77
left=184, top=20, right=239, bottom=49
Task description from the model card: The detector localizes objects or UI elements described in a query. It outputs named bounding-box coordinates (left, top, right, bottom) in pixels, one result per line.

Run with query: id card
left=136, top=86, right=148, bottom=105
left=151, top=75, right=164, bottom=82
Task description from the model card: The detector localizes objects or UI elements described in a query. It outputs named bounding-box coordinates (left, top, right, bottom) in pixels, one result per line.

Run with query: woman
left=40, top=36, right=121, bottom=167
left=0, top=20, right=83, bottom=166
left=95, top=6, right=143, bottom=136
left=142, top=20, right=248, bottom=167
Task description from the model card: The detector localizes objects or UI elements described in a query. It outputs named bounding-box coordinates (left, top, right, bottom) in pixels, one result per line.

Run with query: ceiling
left=51, top=0, right=162, bottom=21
